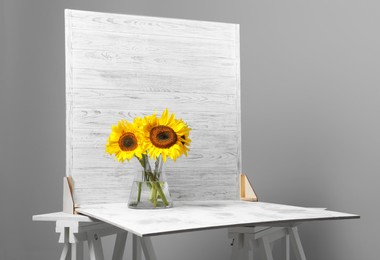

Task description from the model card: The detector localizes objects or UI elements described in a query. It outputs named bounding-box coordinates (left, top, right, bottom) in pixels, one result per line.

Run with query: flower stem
left=137, top=155, right=169, bottom=207
left=154, top=182, right=168, bottom=206
left=147, top=172, right=168, bottom=207
left=152, top=185, right=157, bottom=207
left=137, top=182, right=142, bottom=203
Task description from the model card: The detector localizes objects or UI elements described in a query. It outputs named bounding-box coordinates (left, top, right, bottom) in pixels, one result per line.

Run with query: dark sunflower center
left=150, top=126, right=177, bottom=149
left=118, top=133, right=138, bottom=151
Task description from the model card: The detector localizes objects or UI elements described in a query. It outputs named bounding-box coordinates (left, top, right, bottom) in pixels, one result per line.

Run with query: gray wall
left=1, top=0, right=379, bottom=259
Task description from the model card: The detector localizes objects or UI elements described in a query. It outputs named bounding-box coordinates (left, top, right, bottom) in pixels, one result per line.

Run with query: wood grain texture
left=65, top=9, right=241, bottom=206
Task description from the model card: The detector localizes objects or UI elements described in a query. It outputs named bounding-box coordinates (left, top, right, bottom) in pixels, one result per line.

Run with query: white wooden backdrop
left=65, top=9, right=241, bottom=206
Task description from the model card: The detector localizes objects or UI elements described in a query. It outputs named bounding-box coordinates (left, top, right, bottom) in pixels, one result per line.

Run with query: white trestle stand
left=228, top=225, right=306, bottom=260
left=33, top=9, right=359, bottom=260
left=33, top=213, right=128, bottom=260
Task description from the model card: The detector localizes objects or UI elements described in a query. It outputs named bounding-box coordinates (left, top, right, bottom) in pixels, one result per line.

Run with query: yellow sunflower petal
left=142, top=108, right=191, bottom=162
left=105, top=119, right=145, bottom=162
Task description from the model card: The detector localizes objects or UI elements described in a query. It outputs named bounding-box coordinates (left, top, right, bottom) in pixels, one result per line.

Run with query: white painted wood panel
left=66, top=9, right=241, bottom=206
left=73, top=68, right=238, bottom=95
left=71, top=29, right=236, bottom=59
left=70, top=89, right=237, bottom=111
left=69, top=10, right=236, bottom=40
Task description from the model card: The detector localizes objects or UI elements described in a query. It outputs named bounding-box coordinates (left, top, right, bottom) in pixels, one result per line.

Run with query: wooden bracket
left=63, top=176, right=79, bottom=214
left=240, top=173, right=258, bottom=202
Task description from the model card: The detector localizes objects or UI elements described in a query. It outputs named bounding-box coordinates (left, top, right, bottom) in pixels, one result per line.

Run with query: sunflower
left=142, top=108, right=191, bottom=162
left=105, top=118, right=144, bottom=162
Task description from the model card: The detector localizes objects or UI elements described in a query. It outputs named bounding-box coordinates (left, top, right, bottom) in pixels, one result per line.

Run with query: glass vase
left=128, top=155, right=173, bottom=209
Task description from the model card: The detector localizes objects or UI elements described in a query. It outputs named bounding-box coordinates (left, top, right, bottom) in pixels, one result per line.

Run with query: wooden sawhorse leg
left=113, top=232, right=128, bottom=260
left=56, top=220, right=128, bottom=260
left=131, top=234, right=157, bottom=260
left=132, top=234, right=142, bottom=260
left=289, top=226, right=306, bottom=260
left=60, top=241, right=83, bottom=260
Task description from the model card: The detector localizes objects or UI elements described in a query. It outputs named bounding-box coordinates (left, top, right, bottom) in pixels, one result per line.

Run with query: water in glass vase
left=128, top=155, right=173, bottom=209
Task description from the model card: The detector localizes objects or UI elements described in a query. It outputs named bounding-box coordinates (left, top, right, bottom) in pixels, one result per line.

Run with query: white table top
left=77, top=201, right=359, bottom=237
left=33, top=211, right=95, bottom=222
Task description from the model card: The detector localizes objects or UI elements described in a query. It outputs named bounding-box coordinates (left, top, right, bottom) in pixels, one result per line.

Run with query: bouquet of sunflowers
left=105, top=108, right=191, bottom=208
